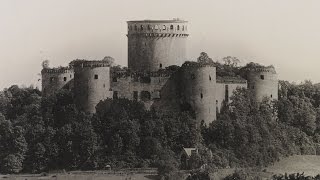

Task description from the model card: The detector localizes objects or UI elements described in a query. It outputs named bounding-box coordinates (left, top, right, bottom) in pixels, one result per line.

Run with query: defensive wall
left=72, top=60, right=112, bottom=113
left=41, top=67, right=74, bottom=96
left=243, top=66, right=278, bottom=102
left=216, top=76, right=247, bottom=112
left=127, top=19, right=188, bottom=71
left=177, top=62, right=217, bottom=125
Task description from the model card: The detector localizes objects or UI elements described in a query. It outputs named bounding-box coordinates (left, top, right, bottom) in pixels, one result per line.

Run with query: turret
left=72, top=60, right=112, bottom=113
left=41, top=67, right=74, bottom=96
left=178, top=62, right=216, bottom=125
left=127, top=19, right=189, bottom=71
left=242, top=64, right=278, bottom=102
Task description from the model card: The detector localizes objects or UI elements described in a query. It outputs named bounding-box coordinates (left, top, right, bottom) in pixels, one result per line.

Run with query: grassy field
left=266, top=155, right=320, bottom=176
left=2, top=155, right=320, bottom=180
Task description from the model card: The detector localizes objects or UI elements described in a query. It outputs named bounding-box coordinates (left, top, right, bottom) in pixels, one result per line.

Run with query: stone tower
left=245, top=66, right=278, bottom=102
left=41, top=67, right=74, bottom=96
left=72, top=60, right=111, bottom=113
left=127, top=19, right=189, bottom=71
left=178, top=62, right=217, bottom=125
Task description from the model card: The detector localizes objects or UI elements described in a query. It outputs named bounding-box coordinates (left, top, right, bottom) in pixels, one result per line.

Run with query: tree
left=197, top=52, right=214, bottom=64
left=102, top=56, right=115, bottom=66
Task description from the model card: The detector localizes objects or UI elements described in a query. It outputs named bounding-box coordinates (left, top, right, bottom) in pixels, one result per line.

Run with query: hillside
left=267, top=155, right=320, bottom=176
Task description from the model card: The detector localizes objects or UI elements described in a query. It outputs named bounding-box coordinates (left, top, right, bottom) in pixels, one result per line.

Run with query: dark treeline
left=2, top=56, right=320, bottom=179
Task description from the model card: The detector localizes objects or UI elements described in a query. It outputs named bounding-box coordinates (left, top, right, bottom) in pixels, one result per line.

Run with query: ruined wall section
left=245, top=66, right=278, bottom=102
left=111, top=70, right=175, bottom=110
left=216, top=77, right=247, bottom=112
left=127, top=19, right=188, bottom=71
left=178, top=63, right=216, bottom=125
left=41, top=67, right=74, bottom=96
left=73, top=60, right=111, bottom=113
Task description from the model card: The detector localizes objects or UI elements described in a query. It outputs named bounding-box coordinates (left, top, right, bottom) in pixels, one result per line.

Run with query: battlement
left=41, top=67, right=73, bottom=74
left=127, top=19, right=188, bottom=35
left=112, top=69, right=177, bottom=79
left=181, top=61, right=215, bottom=68
left=217, top=76, right=247, bottom=84
left=70, top=60, right=110, bottom=68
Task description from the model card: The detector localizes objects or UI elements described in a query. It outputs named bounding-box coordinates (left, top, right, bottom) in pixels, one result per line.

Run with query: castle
left=41, top=19, right=278, bottom=125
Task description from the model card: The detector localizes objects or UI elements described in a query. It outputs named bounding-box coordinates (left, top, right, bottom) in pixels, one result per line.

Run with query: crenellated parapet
left=41, top=67, right=73, bottom=74
left=181, top=61, right=215, bottom=68
left=70, top=60, right=110, bottom=68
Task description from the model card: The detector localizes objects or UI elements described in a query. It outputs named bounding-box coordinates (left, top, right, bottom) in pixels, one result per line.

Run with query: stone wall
left=41, top=68, right=74, bottom=96
left=127, top=20, right=188, bottom=71
left=73, top=61, right=111, bottom=113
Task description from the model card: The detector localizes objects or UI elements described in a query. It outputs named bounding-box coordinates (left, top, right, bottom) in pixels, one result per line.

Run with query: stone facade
left=127, top=19, right=188, bottom=71
left=41, top=19, right=279, bottom=125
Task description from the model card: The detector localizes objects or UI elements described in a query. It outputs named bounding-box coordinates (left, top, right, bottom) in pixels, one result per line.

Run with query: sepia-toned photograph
left=1, top=0, right=320, bottom=179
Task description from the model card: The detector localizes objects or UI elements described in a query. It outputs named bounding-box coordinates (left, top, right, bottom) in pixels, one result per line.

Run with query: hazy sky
left=1, top=0, right=320, bottom=89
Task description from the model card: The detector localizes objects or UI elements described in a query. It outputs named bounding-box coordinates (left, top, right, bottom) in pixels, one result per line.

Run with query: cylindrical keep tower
left=73, top=60, right=111, bottom=113
left=127, top=19, right=189, bottom=72
left=179, top=62, right=216, bottom=125
left=41, top=67, right=74, bottom=96
left=245, top=66, right=278, bottom=102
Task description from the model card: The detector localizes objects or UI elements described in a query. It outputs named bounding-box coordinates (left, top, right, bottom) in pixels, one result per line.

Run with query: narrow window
left=200, top=93, right=203, bottom=99
left=134, top=25, right=137, bottom=30
left=50, top=77, right=54, bottom=83
left=260, top=75, right=264, bottom=80
left=140, top=25, right=144, bottom=30
left=94, top=74, right=98, bottom=79
left=182, top=25, right=184, bottom=31
left=162, top=25, right=166, bottom=30
left=63, top=77, right=67, bottom=81
left=191, top=74, right=195, bottom=80
left=147, top=25, right=151, bottom=30
left=252, top=85, right=255, bottom=89
left=271, top=94, right=273, bottom=98
left=225, top=85, right=229, bottom=103
left=177, top=25, right=180, bottom=30
left=170, top=25, right=174, bottom=30
left=141, top=91, right=151, bottom=101
left=113, top=91, right=118, bottom=99
left=209, top=75, right=212, bottom=81
left=112, top=77, right=117, bottom=82
left=103, top=84, right=105, bottom=88
left=160, top=63, right=162, bottom=68
left=133, top=91, right=138, bottom=101
left=155, top=25, right=159, bottom=30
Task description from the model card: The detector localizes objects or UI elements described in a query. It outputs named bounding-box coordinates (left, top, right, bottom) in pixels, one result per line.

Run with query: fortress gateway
left=41, top=19, right=278, bottom=125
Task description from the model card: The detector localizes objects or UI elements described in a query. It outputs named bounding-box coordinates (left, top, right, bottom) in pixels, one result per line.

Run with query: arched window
left=162, top=25, right=166, bottom=30
left=177, top=25, right=180, bottom=30
left=147, top=25, right=151, bottom=30
left=140, top=25, right=144, bottom=31
left=170, top=25, right=174, bottom=30
left=155, top=25, right=159, bottom=30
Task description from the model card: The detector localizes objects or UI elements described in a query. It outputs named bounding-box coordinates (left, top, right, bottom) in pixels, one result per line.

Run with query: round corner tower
left=127, top=19, right=189, bottom=71
left=41, top=67, right=74, bottom=96
left=178, top=62, right=217, bottom=125
left=73, top=60, right=111, bottom=113
left=245, top=66, right=278, bottom=102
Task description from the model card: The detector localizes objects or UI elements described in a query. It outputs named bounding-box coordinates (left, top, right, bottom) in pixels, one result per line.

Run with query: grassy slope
left=267, top=155, right=320, bottom=176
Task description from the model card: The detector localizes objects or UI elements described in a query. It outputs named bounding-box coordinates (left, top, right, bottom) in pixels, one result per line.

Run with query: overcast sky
left=1, top=0, right=320, bottom=89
